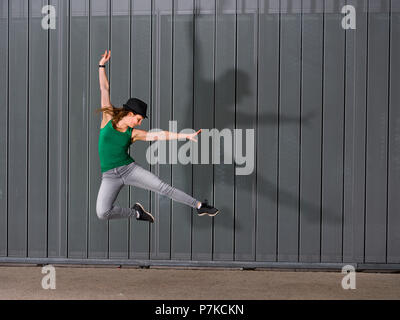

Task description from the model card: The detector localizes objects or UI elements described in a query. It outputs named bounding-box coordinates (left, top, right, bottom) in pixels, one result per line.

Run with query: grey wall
left=0, top=0, right=399, bottom=270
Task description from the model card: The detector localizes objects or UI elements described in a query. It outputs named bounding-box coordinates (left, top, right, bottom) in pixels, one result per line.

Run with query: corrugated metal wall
left=0, top=0, right=399, bottom=270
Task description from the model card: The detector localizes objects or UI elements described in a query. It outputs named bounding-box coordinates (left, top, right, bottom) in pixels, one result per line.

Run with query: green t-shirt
left=98, top=120, right=135, bottom=173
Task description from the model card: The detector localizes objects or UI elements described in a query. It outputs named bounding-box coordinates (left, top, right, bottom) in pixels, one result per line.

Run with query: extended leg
left=123, top=163, right=200, bottom=209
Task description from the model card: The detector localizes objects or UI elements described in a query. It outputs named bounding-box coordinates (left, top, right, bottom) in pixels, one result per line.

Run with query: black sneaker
left=133, top=203, right=154, bottom=223
left=196, top=199, right=219, bottom=217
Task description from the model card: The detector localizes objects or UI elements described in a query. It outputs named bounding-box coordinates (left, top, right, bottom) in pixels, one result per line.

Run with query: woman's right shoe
left=196, top=199, right=219, bottom=217
left=133, top=203, right=155, bottom=223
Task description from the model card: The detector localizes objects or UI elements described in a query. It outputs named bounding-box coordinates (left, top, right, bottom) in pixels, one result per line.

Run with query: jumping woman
left=95, top=50, right=219, bottom=223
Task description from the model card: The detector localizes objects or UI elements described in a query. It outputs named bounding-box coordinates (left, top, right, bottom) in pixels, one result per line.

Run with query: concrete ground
left=0, top=265, right=399, bottom=300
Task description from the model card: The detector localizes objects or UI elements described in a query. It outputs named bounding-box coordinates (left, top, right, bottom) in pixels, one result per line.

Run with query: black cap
left=123, top=98, right=148, bottom=119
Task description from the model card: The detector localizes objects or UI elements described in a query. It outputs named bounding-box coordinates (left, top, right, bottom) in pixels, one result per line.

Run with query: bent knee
left=96, top=207, right=111, bottom=220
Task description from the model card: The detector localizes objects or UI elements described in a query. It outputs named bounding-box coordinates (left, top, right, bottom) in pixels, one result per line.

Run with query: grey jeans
left=96, top=162, right=199, bottom=220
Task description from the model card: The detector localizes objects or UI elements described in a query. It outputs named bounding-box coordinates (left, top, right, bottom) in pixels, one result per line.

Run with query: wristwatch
left=99, top=65, right=106, bottom=68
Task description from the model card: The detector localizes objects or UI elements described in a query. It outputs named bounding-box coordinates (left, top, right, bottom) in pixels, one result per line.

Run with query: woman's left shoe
left=196, top=199, right=219, bottom=217
left=133, top=203, right=155, bottom=223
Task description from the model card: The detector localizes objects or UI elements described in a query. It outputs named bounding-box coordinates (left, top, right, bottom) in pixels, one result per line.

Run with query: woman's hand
left=99, top=50, right=111, bottom=65
left=186, top=129, right=202, bottom=142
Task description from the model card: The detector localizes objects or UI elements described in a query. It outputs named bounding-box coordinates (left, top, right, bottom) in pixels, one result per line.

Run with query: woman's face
left=128, top=113, right=144, bottom=127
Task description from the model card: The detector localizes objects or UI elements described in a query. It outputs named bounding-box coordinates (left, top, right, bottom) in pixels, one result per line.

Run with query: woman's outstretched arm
left=99, top=50, right=111, bottom=108
left=132, top=129, right=202, bottom=143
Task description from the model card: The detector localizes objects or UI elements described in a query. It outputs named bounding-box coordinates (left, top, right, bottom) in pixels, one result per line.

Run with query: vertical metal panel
left=388, top=0, right=400, bottom=263
left=234, top=0, right=258, bottom=261
left=48, top=0, right=69, bottom=258
left=88, top=0, right=109, bottom=259
left=213, top=0, right=236, bottom=261
left=129, top=0, right=152, bottom=259
left=171, top=0, right=194, bottom=260
left=109, top=0, right=130, bottom=259
left=192, top=0, right=214, bottom=261
left=321, top=0, right=345, bottom=262
left=0, top=0, right=8, bottom=257
left=150, top=0, right=173, bottom=260
left=256, top=0, right=279, bottom=262
left=28, top=0, right=48, bottom=258
left=299, top=0, right=323, bottom=263
left=343, top=0, right=367, bottom=263
left=68, top=0, right=89, bottom=258
left=365, top=0, right=390, bottom=263
left=8, top=0, right=28, bottom=257
left=277, top=0, right=301, bottom=262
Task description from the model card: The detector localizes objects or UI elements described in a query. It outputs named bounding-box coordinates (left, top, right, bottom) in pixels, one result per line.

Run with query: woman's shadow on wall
left=179, top=16, right=341, bottom=231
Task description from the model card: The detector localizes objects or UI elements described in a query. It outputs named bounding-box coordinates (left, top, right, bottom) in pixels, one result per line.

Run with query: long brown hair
left=94, top=105, right=136, bottom=130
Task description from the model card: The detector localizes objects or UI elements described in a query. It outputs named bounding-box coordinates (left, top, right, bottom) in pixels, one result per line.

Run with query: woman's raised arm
left=99, top=50, right=111, bottom=108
